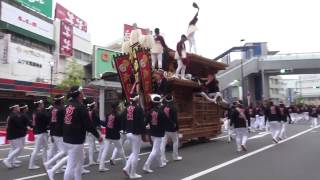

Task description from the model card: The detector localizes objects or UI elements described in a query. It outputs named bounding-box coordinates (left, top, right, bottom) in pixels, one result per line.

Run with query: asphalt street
left=0, top=123, right=318, bottom=180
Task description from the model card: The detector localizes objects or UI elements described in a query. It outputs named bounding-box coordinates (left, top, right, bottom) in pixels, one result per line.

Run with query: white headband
left=20, top=105, right=28, bottom=109
left=45, top=105, right=53, bottom=110
left=54, top=96, right=65, bottom=101
left=87, top=102, right=96, bottom=108
left=34, top=100, right=43, bottom=104
left=9, top=104, right=19, bottom=110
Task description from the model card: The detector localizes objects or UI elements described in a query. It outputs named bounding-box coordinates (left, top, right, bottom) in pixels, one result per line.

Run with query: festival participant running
left=29, top=100, right=50, bottom=170
left=279, top=103, right=291, bottom=140
left=309, top=106, right=318, bottom=128
left=44, top=95, right=66, bottom=178
left=245, top=105, right=255, bottom=132
left=122, top=94, right=146, bottom=179
left=143, top=94, right=166, bottom=173
left=230, top=102, right=249, bottom=152
left=160, top=95, right=182, bottom=166
left=99, top=102, right=126, bottom=172
left=3, top=104, right=28, bottom=168
left=86, top=99, right=101, bottom=166
left=47, top=95, right=65, bottom=165
left=63, top=86, right=102, bottom=180
left=265, top=101, right=281, bottom=143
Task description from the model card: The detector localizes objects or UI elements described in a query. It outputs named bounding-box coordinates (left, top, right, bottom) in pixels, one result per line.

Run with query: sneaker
left=160, top=162, right=167, bottom=168
left=14, top=160, right=22, bottom=164
left=99, top=167, right=110, bottom=172
left=46, top=169, right=55, bottom=180
left=87, top=161, right=99, bottom=166
left=81, top=168, right=90, bottom=174
left=142, top=166, right=153, bottom=173
left=123, top=168, right=130, bottom=177
left=278, top=137, right=283, bottom=141
left=12, top=163, right=21, bottom=168
left=272, top=138, right=278, bottom=144
left=173, top=156, right=183, bottom=161
left=110, top=159, right=115, bottom=166
left=43, top=162, right=49, bottom=171
left=55, top=168, right=65, bottom=174
left=3, top=159, right=13, bottom=168
left=241, top=145, right=247, bottom=152
left=130, top=173, right=142, bottom=179
left=28, top=165, right=40, bottom=170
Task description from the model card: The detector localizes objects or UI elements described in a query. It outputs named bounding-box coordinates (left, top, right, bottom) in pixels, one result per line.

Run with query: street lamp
left=49, top=61, right=54, bottom=97
left=240, top=39, right=246, bottom=104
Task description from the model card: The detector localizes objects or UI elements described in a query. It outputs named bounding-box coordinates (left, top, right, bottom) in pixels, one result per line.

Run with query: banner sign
left=1, top=2, right=53, bottom=39
left=60, top=21, right=73, bottom=57
left=123, top=24, right=148, bottom=41
left=55, top=3, right=87, bottom=32
left=94, top=47, right=118, bottom=78
left=136, top=49, right=153, bottom=110
left=114, top=54, right=134, bottom=101
left=16, top=0, right=53, bottom=18
left=0, top=34, right=10, bottom=64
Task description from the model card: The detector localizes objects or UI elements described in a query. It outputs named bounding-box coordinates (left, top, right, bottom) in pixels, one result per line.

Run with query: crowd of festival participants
left=222, top=100, right=320, bottom=152
left=2, top=86, right=183, bottom=180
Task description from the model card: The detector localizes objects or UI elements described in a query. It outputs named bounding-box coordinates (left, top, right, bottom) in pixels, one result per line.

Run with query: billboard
left=55, top=3, right=87, bottom=32
left=60, top=21, right=73, bottom=57
left=1, top=2, right=53, bottom=39
left=0, top=42, right=53, bottom=82
left=93, top=46, right=118, bottom=79
left=16, top=0, right=53, bottom=18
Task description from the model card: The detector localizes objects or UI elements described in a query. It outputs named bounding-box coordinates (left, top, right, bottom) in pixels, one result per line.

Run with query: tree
left=57, top=59, right=85, bottom=89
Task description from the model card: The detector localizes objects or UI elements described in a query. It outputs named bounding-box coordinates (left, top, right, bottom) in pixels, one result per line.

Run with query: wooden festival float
left=113, top=46, right=228, bottom=145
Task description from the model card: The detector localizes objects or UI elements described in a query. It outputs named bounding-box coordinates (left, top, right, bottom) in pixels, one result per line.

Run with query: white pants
left=279, top=122, right=287, bottom=139
left=46, top=136, right=66, bottom=169
left=303, top=112, right=309, bottom=121
left=111, top=133, right=127, bottom=161
left=64, top=143, right=84, bottom=180
left=311, top=117, right=318, bottom=127
left=258, top=116, right=265, bottom=130
left=235, top=128, right=248, bottom=150
left=188, top=34, right=197, bottom=53
left=175, top=59, right=186, bottom=78
left=6, top=137, right=25, bottom=164
left=160, top=131, right=180, bottom=162
left=269, top=121, right=281, bottom=139
left=250, top=118, right=256, bottom=130
left=123, top=133, right=142, bottom=176
left=29, top=133, right=48, bottom=167
left=145, top=136, right=162, bottom=169
left=99, top=138, right=126, bottom=169
left=151, top=53, right=163, bottom=69
left=48, top=136, right=59, bottom=161
left=86, top=133, right=97, bottom=164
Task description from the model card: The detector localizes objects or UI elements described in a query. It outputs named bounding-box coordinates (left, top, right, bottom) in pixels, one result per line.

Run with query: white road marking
left=13, top=152, right=152, bottom=180
left=181, top=126, right=318, bottom=180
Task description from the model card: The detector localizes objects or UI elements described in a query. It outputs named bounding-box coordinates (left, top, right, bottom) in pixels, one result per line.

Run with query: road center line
left=181, top=126, right=318, bottom=180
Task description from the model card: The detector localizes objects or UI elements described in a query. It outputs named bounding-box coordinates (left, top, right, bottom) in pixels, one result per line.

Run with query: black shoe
left=272, top=138, right=278, bottom=144
left=110, top=159, right=115, bottom=166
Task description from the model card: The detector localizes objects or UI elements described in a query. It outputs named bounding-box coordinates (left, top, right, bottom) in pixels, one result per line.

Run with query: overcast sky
left=56, top=0, right=320, bottom=59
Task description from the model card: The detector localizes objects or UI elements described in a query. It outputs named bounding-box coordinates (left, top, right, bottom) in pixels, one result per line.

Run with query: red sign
left=60, top=21, right=73, bottom=57
left=123, top=24, right=148, bottom=41
left=55, top=3, right=87, bottom=32
left=137, top=49, right=153, bottom=110
left=114, top=54, right=134, bottom=101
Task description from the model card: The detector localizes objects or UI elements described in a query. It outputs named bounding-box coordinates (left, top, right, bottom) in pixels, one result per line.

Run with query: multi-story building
left=0, top=1, right=98, bottom=125
left=269, top=76, right=286, bottom=104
